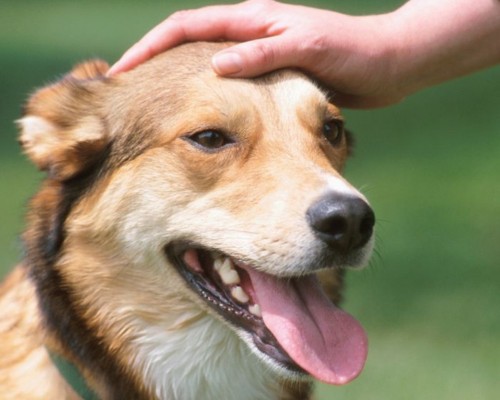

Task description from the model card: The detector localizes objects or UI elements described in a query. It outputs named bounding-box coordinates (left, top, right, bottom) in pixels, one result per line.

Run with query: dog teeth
left=214, top=257, right=241, bottom=285
left=248, top=304, right=262, bottom=317
left=231, top=286, right=249, bottom=304
left=212, top=255, right=260, bottom=317
left=221, top=269, right=240, bottom=285
left=213, top=257, right=224, bottom=271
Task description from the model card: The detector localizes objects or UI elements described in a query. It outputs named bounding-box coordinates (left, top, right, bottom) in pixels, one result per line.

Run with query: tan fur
left=1, top=42, right=369, bottom=399
left=0, top=268, right=79, bottom=399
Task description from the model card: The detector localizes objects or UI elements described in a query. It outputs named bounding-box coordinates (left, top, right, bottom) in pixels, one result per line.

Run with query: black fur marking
left=24, top=143, right=150, bottom=399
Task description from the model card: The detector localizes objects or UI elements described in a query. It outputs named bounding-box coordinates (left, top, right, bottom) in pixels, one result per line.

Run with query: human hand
left=108, top=0, right=404, bottom=108
left=109, top=0, right=500, bottom=109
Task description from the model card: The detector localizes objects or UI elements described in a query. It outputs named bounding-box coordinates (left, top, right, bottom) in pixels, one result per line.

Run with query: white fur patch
left=133, top=313, right=283, bottom=400
left=17, top=116, right=59, bottom=162
left=17, top=114, right=104, bottom=169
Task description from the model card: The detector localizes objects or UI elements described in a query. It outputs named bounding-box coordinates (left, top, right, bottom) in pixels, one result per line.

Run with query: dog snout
left=306, top=193, right=375, bottom=254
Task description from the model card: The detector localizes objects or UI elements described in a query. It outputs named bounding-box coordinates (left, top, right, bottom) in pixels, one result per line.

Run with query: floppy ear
left=17, top=60, right=110, bottom=181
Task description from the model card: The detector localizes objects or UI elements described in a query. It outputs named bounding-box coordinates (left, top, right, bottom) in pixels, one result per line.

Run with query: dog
left=0, top=42, right=375, bottom=399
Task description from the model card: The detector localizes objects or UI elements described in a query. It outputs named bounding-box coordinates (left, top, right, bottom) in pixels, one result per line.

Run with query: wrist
left=375, top=8, right=423, bottom=100
left=388, top=0, right=500, bottom=96
left=387, top=3, right=443, bottom=97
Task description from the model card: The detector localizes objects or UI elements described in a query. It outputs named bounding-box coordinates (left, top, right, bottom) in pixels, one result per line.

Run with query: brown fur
left=0, top=42, right=364, bottom=399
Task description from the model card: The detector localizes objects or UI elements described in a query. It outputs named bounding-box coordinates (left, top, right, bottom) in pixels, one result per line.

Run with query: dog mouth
left=167, top=243, right=368, bottom=385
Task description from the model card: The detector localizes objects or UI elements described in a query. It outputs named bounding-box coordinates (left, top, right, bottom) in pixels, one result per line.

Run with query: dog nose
left=306, top=194, right=375, bottom=253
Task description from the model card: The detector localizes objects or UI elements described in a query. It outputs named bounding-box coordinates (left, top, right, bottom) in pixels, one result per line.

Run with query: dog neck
left=131, top=310, right=292, bottom=400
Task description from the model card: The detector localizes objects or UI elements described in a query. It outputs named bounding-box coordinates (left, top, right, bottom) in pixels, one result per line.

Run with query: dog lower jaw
left=237, top=329, right=315, bottom=383
left=166, top=244, right=307, bottom=376
left=165, top=243, right=368, bottom=386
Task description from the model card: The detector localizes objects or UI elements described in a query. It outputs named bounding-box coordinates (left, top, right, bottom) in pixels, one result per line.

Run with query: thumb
left=211, top=36, right=300, bottom=77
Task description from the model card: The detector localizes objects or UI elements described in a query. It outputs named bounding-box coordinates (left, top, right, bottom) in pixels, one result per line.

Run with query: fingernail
left=212, top=52, right=243, bottom=75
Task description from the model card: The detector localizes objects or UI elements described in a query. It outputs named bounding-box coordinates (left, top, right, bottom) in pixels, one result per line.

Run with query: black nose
left=306, top=194, right=375, bottom=253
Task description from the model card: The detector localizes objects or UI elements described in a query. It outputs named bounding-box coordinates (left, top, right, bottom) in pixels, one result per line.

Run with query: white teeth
left=248, top=304, right=262, bottom=317
left=221, top=269, right=240, bottom=285
left=214, top=257, right=241, bottom=285
left=231, top=286, right=250, bottom=304
left=213, top=256, right=258, bottom=312
left=213, top=257, right=224, bottom=271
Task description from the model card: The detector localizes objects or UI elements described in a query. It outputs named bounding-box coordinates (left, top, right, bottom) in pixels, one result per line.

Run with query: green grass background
left=1, top=1, right=499, bottom=399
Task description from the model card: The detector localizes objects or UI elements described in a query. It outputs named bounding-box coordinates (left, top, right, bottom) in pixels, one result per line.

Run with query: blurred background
left=1, top=1, right=498, bottom=399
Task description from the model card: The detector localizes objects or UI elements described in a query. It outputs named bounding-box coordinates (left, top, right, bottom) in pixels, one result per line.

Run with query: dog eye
left=322, top=120, right=344, bottom=147
left=187, top=130, right=232, bottom=150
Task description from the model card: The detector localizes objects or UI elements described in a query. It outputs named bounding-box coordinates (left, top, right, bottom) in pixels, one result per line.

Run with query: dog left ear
left=17, top=60, right=110, bottom=181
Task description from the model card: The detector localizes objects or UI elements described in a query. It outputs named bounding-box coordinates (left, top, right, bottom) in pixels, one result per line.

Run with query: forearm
left=392, top=0, right=500, bottom=95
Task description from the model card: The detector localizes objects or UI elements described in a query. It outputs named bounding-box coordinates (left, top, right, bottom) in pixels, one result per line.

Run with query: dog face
left=18, top=43, right=374, bottom=396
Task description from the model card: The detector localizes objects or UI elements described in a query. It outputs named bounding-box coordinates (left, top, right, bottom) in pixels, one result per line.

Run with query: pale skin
left=109, top=0, right=500, bottom=109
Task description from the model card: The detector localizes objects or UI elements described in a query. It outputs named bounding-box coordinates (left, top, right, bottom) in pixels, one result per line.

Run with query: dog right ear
left=17, top=60, right=110, bottom=181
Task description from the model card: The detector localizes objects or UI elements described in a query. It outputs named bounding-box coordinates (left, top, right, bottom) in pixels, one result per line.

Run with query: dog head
left=18, top=42, right=374, bottom=395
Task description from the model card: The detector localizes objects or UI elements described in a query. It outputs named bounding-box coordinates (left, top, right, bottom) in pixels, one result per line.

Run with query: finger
left=211, top=34, right=306, bottom=77
left=108, top=2, right=277, bottom=75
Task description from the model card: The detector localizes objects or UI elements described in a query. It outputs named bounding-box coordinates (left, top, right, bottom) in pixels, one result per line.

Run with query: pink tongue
left=244, top=268, right=368, bottom=385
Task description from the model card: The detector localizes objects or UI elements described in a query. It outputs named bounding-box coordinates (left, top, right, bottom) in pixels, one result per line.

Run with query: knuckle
left=252, top=41, right=276, bottom=67
left=165, top=9, right=196, bottom=41
left=303, top=33, right=328, bottom=54
left=242, top=0, right=277, bottom=15
left=168, top=9, right=194, bottom=23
